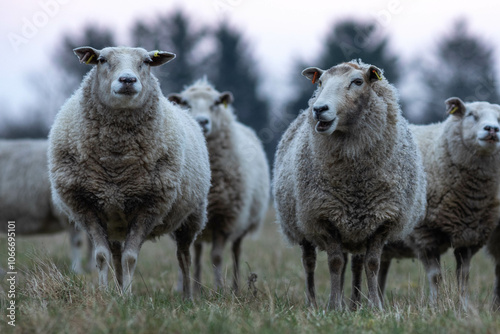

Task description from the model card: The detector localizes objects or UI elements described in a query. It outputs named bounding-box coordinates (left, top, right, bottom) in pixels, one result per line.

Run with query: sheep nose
left=484, top=125, right=500, bottom=133
left=119, top=76, right=137, bottom=85
left=198, top=118, right=209, bottom=126
left=313, top=105, right=329, bottom=115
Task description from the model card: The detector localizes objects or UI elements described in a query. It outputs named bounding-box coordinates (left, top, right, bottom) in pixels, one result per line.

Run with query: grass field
left=1, top=208, right=499, bottom=333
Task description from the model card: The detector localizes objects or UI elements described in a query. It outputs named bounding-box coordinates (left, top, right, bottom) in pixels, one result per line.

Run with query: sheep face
left=73, top=46, right=175, bottom=109
left=168, top=82, right=233, bottom=137
left=447, top=97, right=500, bottom=155
left=302, top=63, right=383, bottom=136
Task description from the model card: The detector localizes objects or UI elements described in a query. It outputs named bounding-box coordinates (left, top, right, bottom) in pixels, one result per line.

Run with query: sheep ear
left=302, top=67, right=324, bottom=84
left=216, top=92, right=234, bottom=107
left=368, top=65, right=383, bottom=82
left=148, top=51, right=176, bottom=67
left=167, top=93, right=184, bottom=105
left=445, top=97, right=466, bottom=117
left=73, top=46, right=100, bottom=65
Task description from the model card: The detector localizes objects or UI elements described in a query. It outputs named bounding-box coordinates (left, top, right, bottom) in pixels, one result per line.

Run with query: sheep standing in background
left=487, top=223, right=500, bottom=310
left=48, top=46, right=211, bottom=297
left=169, top=78, right=270, bottom=294
left=378, top=98, right=500, bottom=304
left=0, top=139, right=91, bottom=273
left=273, top=60, right=426, bottom=310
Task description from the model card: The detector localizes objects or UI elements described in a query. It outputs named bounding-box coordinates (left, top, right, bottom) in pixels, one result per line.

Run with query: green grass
left=1, top=208, right=499, bottom=333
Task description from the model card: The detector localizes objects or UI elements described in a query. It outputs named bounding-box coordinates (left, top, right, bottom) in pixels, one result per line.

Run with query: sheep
left=168, top=78, right=270, bottom=294
left=487, top=222, right=500, bottom=310
left=0, top=139, right=91, bottom=273
left=273, top=60, right=426, bottom=310
left=48, top=46, right=211, bottom=297
left=376, top=98, right=500, bottom=304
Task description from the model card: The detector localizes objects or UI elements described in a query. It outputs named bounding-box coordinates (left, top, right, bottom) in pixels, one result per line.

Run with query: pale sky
left=1, top=0, right=500, bottom=120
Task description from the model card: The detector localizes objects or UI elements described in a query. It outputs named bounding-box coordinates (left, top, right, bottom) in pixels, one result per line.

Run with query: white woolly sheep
left=379, top=98, right=500, bottom=304
left=0, top=139, right=91, bottom=273
left=168, top=78, right=270, bottom=294
left=273, top=60, right=426, bottom=310
left=48, top=46, right=211, bottom=297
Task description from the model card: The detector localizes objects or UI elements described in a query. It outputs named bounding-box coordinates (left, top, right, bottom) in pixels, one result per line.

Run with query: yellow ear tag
left=223, top=101, right=228, bottom=108
left=312, top=71, right=318, bottom=84
left=450, top=106, right=458, bottom=114
left=373, top=70, right=382, bottom=81
left=86, top=54, right=95, bottom=65
left=153, top=51, right=160, bottom=57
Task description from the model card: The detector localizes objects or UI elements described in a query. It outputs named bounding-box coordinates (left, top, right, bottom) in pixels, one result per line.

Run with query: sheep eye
left=352, top=78, right=363, bottom=86
left=467, top=113, right=477, bottom=120
left=144, top=58, right=153, bottom=65
left=97, top=57, right=107, bottom=64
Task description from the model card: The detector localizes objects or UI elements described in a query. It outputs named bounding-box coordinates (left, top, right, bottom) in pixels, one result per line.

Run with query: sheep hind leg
left=494, top=263, right=500, bottom=311
left=420, top=248, right=442, bottom=303
left=350, top=254, right=364, bottom=310
left=177, top=242, right=201, bottom=294
left=193, top=242, right=203, bottom=297
left=211, top=230, right=227, bottom=291
left=86, top=234, right=95, bottom=272
left=454, top=245, right=480, bottom=308
left=340, top=252, right=348, bottom=308
left=69, top=225, right=84, bottom=274
left=327, top=241, right=345, bottom=311
left=110, top=241, right=123, bottom=289
left=364, top=232, right=387, bottom=310
left=175, top=211, right=206, bottom=301
left=231, top=233, right=247, bottom=293
left=300, top=239, right=317, bottom=309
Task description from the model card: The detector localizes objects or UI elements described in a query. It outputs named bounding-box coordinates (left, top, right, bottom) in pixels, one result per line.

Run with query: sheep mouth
left=199, top=126, right=211, bottom=136
left=315, top=119, right=335, bottom=133
left=115, top=87, right=138, bottom=96
left=480, top=134, right=499, bottom=143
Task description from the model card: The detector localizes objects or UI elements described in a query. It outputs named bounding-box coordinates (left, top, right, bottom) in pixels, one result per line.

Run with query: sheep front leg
left=364, top=232, right=387, bottom=310
left=378, top=258, right=392, bottom=304
left=300, top=239, right=317, bottom=309
left=454, top=245, right=480, bottom=307
left=327, top=241, right=345, bottom=310
left=86, top=222, right=112, bottom=290
left=420, top=247, right=442, bottom=302
left=121, top=216, right=156, bottom=295
left=350, top=254, right=364, bottom=310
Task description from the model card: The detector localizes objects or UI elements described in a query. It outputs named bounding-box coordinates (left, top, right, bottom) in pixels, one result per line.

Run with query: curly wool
left=0, top=140, right=64, bottom=234
left=274, top=61, right=426, bottom=253
left=409, top=107, right=500, bottom=252
left=48, top=49, right=210, bottom=246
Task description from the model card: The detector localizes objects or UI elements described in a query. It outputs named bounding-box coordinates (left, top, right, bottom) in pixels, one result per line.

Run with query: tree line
left=1, top=12, right=499, bottom=164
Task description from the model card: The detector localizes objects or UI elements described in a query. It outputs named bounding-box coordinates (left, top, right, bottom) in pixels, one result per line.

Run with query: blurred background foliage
left=1, top=11, right=497, bottom=165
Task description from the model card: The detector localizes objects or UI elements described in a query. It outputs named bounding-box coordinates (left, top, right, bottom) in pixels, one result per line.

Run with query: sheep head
left=302, top=62, right=383, bottom=136
left=73, top=46, right=175, bottom=109
left=168, top=78, right=234, bottom=137
left=446, top=97, right=500, bottom=155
